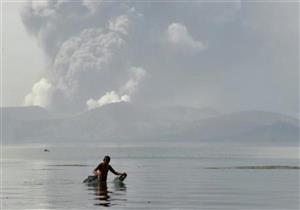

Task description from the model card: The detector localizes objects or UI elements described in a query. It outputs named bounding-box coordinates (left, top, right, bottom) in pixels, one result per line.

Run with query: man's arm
left=108, top=165, right=123, bottom=176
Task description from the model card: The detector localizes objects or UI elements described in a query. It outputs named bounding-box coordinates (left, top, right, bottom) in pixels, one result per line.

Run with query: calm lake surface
left=2, top=142, right=299, bottom=209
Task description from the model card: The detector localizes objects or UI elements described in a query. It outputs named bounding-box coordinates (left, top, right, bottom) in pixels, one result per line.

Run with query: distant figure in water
left=93, top=155, right=127, bottom=182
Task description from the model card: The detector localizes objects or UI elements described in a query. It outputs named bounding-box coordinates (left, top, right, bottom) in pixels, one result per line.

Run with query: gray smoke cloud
left=21, top=1, right=297, bottom=115
left=21, top=0, right=220, bottom=111
left=22, top=0, right=147, bottom=111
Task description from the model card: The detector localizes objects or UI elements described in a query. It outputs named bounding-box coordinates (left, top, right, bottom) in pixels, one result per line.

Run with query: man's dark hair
left=103, top=155, right=110, bottom=162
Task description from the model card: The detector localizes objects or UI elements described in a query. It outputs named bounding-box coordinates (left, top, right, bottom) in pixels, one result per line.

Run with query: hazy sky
left=2, top=1, right=299, bottom=116
left=3, top=2, right=45, bottom=106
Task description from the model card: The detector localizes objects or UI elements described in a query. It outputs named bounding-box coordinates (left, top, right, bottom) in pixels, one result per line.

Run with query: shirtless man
left=93, top=155, right=127, bottom=182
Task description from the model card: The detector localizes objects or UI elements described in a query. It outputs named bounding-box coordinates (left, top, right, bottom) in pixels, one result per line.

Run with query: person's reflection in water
left=94, top=182, right=111, bottom=207
left=91, top=179, right=127, bottom=207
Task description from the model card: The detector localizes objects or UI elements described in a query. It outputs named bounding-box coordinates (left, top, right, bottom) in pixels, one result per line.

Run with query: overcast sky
left=2, top=1, right=299, bottom=116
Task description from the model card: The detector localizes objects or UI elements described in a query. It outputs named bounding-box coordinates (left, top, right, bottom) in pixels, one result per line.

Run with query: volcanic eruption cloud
left=21, top=1, right=241, bottom=112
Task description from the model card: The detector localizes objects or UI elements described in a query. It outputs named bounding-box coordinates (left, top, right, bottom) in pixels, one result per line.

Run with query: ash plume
left=21, top=1, right=241, bottom=112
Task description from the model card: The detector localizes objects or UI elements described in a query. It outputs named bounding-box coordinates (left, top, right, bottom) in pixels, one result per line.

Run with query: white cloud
left=24, top=78, right=55, bottom=108
left=121, top=67, right=147, bottom=95
left=87, top=91, right=130, bottom=109
left=167, top=23, right=207, bottom=51
left=108, top=15, right=130, bottom=35
left=87, top=66, right=146, bottom=110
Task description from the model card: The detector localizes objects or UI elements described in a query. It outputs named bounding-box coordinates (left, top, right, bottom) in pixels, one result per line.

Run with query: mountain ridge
left=1, top=105, right=299, bottom=145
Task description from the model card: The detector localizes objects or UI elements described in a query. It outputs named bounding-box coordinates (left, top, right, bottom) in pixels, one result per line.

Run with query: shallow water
left=2, top=143, right=300, bottom=209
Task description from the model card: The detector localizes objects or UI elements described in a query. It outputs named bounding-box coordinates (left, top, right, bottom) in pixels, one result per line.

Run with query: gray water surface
left=2, top=143, right=299, bottom=209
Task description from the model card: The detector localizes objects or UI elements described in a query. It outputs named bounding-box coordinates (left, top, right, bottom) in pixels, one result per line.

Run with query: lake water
left=2, top=143, right=299, bottom=209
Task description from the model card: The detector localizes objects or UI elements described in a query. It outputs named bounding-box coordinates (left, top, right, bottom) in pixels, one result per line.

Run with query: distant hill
left=1, top=104, right=299, bottom=145
left=176, top=111, right=299, bottom=145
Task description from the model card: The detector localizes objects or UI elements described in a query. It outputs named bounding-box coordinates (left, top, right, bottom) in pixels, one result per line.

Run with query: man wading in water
left=93, top=155, right=127, bottom=182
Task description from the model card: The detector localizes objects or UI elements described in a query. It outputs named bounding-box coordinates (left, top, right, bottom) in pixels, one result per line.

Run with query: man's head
left=103, top=155, right=110, bottom=164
